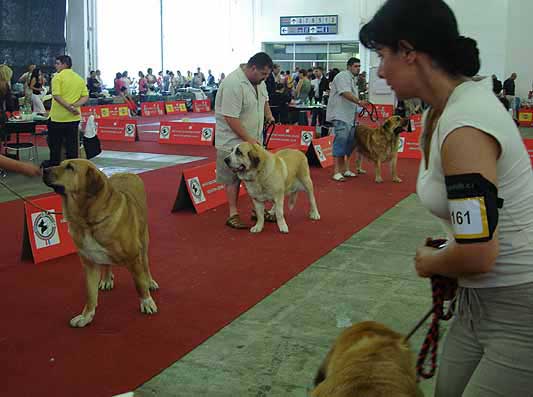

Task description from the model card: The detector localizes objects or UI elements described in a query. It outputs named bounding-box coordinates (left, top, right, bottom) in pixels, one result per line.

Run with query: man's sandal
left=225, top=214, right=248, bottom=229
left=251, top=209, right=277, bottom=223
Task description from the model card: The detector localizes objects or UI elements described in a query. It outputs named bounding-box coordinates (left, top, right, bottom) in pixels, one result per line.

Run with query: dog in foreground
left=312, top=321, right=422, bottom=397
left=224, top=143, right=320, bottom=233
left=43, top=159, right=158, bottom=327
left=354, top=115, right=410, bottom=183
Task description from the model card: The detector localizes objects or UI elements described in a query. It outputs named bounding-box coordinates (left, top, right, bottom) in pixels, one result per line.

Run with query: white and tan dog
left=224, top=143, right=320, bottom=233
left=43, top=159, right=158, bottom=327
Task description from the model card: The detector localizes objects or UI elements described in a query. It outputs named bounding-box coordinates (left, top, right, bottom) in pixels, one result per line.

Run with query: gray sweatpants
left=435, top=282, right=533, bottom=397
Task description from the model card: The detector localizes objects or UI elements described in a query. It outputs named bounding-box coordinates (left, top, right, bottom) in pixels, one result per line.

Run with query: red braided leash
left=415, top=238, right=457, bottom=381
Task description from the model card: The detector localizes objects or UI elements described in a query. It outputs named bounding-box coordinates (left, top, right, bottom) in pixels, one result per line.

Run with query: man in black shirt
left=503, top=73, right=517, bottom=96
left=87, top=70, right=101, bottom=97
left=492, top=74, right=502, bottom=96
left=503, top=73, right=517, bottom=113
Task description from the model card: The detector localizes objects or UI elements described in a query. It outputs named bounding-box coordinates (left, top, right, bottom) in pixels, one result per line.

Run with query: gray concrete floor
left=2, top=128, right=531, bottom=396
left=135, top=194, right=445, bottom=397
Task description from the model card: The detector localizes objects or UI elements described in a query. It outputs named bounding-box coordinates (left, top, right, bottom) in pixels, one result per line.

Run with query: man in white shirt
left=326, top=57, right=367, bottom=181
left=215, top=52, right=276, bottom=229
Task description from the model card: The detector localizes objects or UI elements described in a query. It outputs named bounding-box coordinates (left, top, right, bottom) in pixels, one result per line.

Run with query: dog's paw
left=250, top=224, right=264, bottom=233
left=98, top=277, right=114, bottom=291
left=310, top=211, right=321, bottom=220
left=392, top=177, right=403, bottom=183
left=149, top=279, right=159, bottom=290
left=375, top=177, right=384, bottom=183
left=140, top=297, right=158, bottom=314
left=70, top=311, right=95, bottom=328
left=278, top=223, right=289, bottom=233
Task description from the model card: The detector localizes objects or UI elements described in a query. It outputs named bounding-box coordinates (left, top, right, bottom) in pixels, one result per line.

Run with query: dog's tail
left=288, top=192, right=298, bottom=210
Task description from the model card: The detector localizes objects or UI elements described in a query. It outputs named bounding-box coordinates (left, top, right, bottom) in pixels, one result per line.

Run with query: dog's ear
left=248, top=148, right=261, bottom=169
left=86, top=166, right=105, bottom=197
left=382, top=119, right=392, bottom=131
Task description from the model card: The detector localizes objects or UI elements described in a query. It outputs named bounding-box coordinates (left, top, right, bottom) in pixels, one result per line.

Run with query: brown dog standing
left=354, top=116, right=410, bottom=183
left=312, top=321, right=421, bottom=397
left=43, top=159, right=158, bottom=327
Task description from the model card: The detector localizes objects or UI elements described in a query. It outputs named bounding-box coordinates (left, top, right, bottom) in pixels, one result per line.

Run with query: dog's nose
left=42, top=167, right=51, bottom=177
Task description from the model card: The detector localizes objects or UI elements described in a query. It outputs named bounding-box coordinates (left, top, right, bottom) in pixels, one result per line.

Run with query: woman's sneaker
left=332, top=173, right=346, bottom=182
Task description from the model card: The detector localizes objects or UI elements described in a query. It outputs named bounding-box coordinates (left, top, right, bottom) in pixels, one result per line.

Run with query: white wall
left=445, top=0, right=509, bottom=79
left=505, top=0, right=533, bottom=99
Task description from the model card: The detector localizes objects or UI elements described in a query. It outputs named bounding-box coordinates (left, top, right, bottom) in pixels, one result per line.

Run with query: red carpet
left=0, top=151, right=420, bottom=397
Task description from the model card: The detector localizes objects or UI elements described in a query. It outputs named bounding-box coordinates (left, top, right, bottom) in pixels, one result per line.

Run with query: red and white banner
left=192, top=99, right=211, bottom=113
left=97, top=118, right=137, bottom=142
left=308, top=136, right=334, bottom=168
left=523, top=139, right=533, bottom=166
left=518, top=108, right=533, bottom=127
left=358, top=104, right=395, bottom=128
left=80, top=104, right=129, bottom=122
left=172, top=161, right=246, bottom=214
left=23, top=195, right=77, bottom=264
left=266, top=124, right=314, bottom=151
left=165, top=101, right=188, bottom=114
left=141, top=102, right=165, bottom=117
left=159, top=122, right=215, bottom=145
left=100, top=104, right=130, bottom=118
left=398, top=114, right=422, bottom=160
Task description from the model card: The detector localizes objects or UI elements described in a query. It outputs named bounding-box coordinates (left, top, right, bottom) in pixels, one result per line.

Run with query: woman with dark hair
left=29, top=68, right=46, bottom=113
left=360, top=0, right=533, bottom=395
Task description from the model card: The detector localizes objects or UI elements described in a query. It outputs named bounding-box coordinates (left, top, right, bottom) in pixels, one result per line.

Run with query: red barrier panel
left=171, top=161, right=246, bottom=214
left=80, top=104, right=130, bottom=122
left=165, top=101, right=188, bottom=114
left=22, top=195, right=77, bottom=264
left=192, top=99, right=211, bottom=112
left=358, top=104, right=394, bottom=128
left=158, top=122, right=215, bottom=145
left=141, top=102, right=165, bottom=117
left=519, top=108, right=533, bottom=127
left=97, top=118, right=138, bottom=142
left=307, top=136, right=334, bottom=168
left=266, top=124, right=314, bottom=151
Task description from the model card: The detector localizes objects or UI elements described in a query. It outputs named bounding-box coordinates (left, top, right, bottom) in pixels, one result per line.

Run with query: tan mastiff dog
left=354, top=116, right=410, bottom=183
left=312, top=321, right=422, bottom=397
left=43, top=159, right=158, bottom=327
left=224, top=143, right=320, bottom=233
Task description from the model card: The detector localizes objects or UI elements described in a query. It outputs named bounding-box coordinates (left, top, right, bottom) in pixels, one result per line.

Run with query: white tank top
left=417, top=80, right=533, bottom=288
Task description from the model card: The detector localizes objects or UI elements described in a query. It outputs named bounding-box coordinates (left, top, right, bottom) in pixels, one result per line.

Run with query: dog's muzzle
left=224, top=156, right=245, bottom=173
left=42, top=168, right=65, bottom=195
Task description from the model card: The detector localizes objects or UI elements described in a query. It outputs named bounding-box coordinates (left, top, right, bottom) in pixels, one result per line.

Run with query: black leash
left=0, top=179, right=62, bottom=215
left=358, top=101, right=379, bottom=122
left=263, top=122, right=276, bottom=149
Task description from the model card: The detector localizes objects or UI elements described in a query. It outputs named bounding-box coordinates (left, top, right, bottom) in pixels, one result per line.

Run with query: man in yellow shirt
left=48, top=55, right=88, bottom=166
